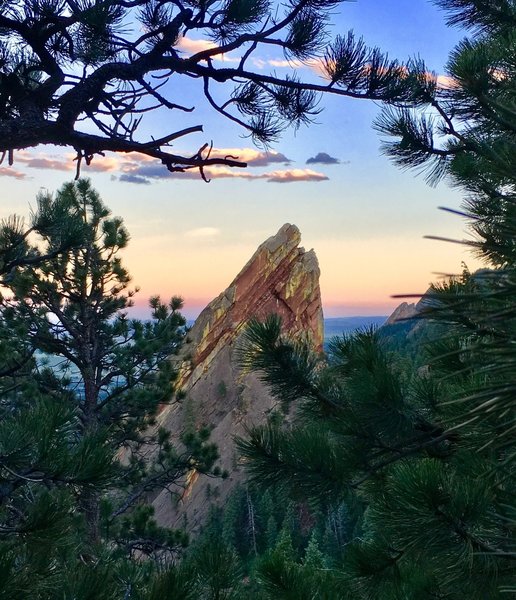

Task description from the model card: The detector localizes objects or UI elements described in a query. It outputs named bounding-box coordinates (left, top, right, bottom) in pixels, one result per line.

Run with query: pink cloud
left=305, top=57, right=456, bottom=90
left=250, top=54, right=456, bottom=91
left=177, top=37, right=217, bottom=54
left=0, top=166, right=27, bottom=179
left=198, top=166, right=251, bottom=179
left=3, top=148, right=326, bottom=184
left=84, top=156, right=122, bottom=172
left=436, top=74, right=458, bottom=89
left=20, top=157, right=72, bottom=171
left=15, top=151, right=72, bottom=171
left=175, top=166, right=328, bottom=182
left=119, top=153, right=155, bottom=171
left=13, top=151, right=147, bottom=174
left=164, top=166, right=252, bottom=180
left=126, top=164, right=328, bottom=183
left=263, top=168, right=328, bottom=183
left=116, top=148, right=292, bottom=180
left=177, top=36, right=311, bottom=71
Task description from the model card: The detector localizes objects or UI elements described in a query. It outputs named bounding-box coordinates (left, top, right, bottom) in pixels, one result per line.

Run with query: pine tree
left=375, top=0, right=516, bottom=582
left=0, top=179, right=220, bottom=596
left=373, top=0, right=516, bottom=426
left=235, top=2, right=516, bottom=595
left=186, top=507, right=245, bottom=600
left=236, top=314, right=515, bottom=597
left=302, top=532, right=325, bottom=570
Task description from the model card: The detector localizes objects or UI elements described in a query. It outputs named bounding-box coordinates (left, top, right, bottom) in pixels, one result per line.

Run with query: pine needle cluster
left=235, top=1, right=516, bottom=596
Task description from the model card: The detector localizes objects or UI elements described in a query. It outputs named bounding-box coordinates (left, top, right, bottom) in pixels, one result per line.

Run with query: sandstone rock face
left=151, top=224, right=323, bottom=534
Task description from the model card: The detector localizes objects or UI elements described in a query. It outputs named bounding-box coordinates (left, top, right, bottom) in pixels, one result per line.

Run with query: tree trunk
left=82, top=491, right=101, bottom=545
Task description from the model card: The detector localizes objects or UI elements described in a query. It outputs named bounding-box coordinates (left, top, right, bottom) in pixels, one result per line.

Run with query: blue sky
left=0, top=0, right=480, bottom=318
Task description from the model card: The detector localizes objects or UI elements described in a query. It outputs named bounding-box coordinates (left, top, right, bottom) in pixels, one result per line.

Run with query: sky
left=0, top=0, right=481, bottom=319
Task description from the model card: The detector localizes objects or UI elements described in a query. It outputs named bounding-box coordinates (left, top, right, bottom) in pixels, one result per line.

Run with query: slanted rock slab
left=151, top=223, right=323, bottom=534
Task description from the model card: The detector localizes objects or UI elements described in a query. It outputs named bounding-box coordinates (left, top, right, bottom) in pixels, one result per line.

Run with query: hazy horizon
left=127, top=292, right=394, bottom=321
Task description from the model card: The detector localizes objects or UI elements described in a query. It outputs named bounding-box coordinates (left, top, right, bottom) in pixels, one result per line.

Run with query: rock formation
left=385, top=301, right=418, bottom=325
left=151, top=223, right=323, bottom=534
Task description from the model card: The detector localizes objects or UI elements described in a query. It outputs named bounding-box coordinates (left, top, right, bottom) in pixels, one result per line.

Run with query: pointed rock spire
left=151, top=224, right=323, bottom=533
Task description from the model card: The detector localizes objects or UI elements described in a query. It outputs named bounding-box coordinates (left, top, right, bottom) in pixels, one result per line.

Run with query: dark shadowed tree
left=0, top=0, right=422, bottom=178
left=375, top=0, right=516, bottom=459
left=236, top=316, right=515, bottom=598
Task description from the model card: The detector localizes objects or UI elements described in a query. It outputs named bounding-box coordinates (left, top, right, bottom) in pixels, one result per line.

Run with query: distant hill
left=324, top=316, right=387, bottom=341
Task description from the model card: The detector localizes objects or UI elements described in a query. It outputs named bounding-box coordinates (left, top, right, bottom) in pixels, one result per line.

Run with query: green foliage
left=144, top=563, right=199, bottom=600
left=193, top=484, right=348, bottom=598
left=254, top=524, right=345, bottom=599
left=235, top=1, right=516, bottom=595
left=303, top=532, right=325, bottom=569
left=374, top=2, right=516, bottom=551
left=0, top=180, right=220, bottom=596
left=192, top=538, right=243, bottom=599
left=236, top=315, right=515, bottom=595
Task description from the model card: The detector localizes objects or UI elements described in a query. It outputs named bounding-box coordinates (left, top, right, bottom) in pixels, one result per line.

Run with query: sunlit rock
left=151, top=223, right=323, bottom=534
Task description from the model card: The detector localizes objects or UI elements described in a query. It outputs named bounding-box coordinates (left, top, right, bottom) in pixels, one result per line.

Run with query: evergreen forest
left=0, top=0, right=514, bottom=598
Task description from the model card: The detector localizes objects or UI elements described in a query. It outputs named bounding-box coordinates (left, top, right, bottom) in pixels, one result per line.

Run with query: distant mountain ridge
left=324, top=316, right=387, bottom=341
left=385, top=302, right=418, bottom=325
left=186, top=316, right=390, bottom=341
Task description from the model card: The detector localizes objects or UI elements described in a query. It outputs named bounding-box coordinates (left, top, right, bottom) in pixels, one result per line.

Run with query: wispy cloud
left=177, top=37, right=216, bottom=54
left=177, top=37, right=326, bottom=74
left=86, top=157, right=123, bottom=172
left=3, top=147, right=326, bottom=184
left=264, top=168, right=328, bottom=183
left=119, top=164, right=328, bottom=184
left=184, top=227, right=221, bottom=238
left=252, top=57, right=305, bottom=69
left=0, top=150, right=156, bottom=179
left=257, top=54, right=456, bottom=92
left=306, top=152, right=341, bottom=165
left=208, top=148, right=291, bottom=167
left=14, top=150, right=75, bottom=171
left=268, top=58, right=304, bottom=68
left=112, top=147, right=319, bottom=184
left=9, top=147, right=290, bottom=176
left=436, top=74, right=458, bottom=89
left=0, top=166, right=27, bottom=179
left=14, top=151, right=123, bottom=173
left=124, top=164, right=171, bottom=179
